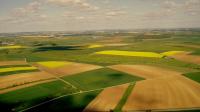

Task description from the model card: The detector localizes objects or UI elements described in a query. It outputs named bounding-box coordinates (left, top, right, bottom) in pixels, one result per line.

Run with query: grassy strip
left=0, top=80, right=79, bottom=112
left=62, top=68, right=143, bottom=91
left=114, top=83, right=135, bottom=112
left=0, top=69, right=40, bottom=76
left=0, top=64, right=30, bottom=68
left=183, top=72, right=200, bottom=83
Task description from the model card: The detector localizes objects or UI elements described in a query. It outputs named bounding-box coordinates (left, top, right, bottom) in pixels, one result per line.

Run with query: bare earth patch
left=83, top=84, right=129, bottom=112
left=123, top=75, right=200, bottom=111
left=35, top=62, right=102, bottom=77
left=0, top=71, right=56, bottom=90
left=108, top=65, right=181, bottom=79
left=0, top=61, right=27, bottom=66
left=170, top=52, right=200, bottom=65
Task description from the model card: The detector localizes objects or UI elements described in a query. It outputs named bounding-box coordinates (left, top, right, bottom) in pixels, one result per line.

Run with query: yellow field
left=88, top=44, right=104, bottom=48
left=0, top=67, right=37, bottom=73
left=161, top=51, right=185, bottom=56
left=0, top=45, right=25, bottom=49
left=37, top=61, right=72, bottom=68
left=95, top=50, right=164, bottom=58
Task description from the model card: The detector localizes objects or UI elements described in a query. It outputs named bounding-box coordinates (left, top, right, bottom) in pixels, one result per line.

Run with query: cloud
left=183, top=0, right=200, bottom=15
left=162, top=0, right=200, bottom=15
left=105, top=10, right=127, bottom=17
left=142, top=0, right=200, bottom=20
left=12, top=1, right=42, bottom=17
left=0, top=1, right=47, bottom=24
left=46, top=0, right=99, bottom=11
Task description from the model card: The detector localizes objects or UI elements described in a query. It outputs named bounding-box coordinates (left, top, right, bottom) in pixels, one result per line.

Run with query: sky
left=0, top=0, right=200, bottom=33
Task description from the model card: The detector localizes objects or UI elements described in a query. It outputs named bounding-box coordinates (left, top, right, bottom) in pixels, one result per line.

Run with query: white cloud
left=106, top=10, right=127, bottom=17
left=0, top=1, right=47, bottom=24
left=12, top=1, right=42, bottom=17
left=183, top=0, right=200, bottom=15
left=46, top=0, right=99, bottom=11
left=75, top=16, right=85, bottom=20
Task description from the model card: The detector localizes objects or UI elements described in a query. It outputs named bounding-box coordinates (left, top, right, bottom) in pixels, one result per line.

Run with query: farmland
left=0, top=30, right=200, bottom=112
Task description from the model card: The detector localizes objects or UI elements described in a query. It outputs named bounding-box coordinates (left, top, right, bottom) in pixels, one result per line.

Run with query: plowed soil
left=83, top=84, right=129, bottom=112
left=171, top=52, right=200, bottom=65
left=0, top=61, right=27, bottom=66
left=35, top=62, right=102, bottom=77
left=108, top=65, right=181, bottom=79
left=123, top=75, right=200, bottom=111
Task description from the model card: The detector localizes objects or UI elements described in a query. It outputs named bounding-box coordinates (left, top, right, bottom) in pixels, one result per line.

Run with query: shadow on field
left=0, top=96, right=53, bottom=112
left=108, top=73, right=124, bottom=78
left=27, top=91, right=100, bottom=112
left=34, top=46, right=81, bottom=52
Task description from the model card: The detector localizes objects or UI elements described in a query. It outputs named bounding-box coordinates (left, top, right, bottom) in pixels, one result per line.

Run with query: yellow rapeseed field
left=95, top=50, right=164, bottom=58
left=37, top=61, right=71, bottom=68
left=0, top=45, right=25, bottom=49
left=161, top=51, right=185, bottom=56
left=88, top=44, right=104, bottom=48
left=0, top=67, right=37, bottom=73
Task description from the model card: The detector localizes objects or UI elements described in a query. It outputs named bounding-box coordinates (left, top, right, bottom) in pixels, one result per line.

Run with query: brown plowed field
left=35, top=62, right=102, bottom=77
left=83, top=84, right=129, bottom=112
left=108, top=65, right=181, bottom=79
left=122, top=75, right=200, bottom=111
left=171, top=52, right=200, bottom=65
left=0, top=71, right=55, bottom=90
left=0, top=61, right=27, bottom=66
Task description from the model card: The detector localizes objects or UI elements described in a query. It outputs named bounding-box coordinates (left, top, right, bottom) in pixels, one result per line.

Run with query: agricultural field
left=0, top=30, right=200, bottom=112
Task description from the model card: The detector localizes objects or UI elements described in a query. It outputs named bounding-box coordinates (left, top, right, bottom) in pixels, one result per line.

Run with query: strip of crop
left=114, top=83, right=135, bottom=112
left=0, top=69, right=40, bottom=76
left=0, top=65, right=30, bottom=68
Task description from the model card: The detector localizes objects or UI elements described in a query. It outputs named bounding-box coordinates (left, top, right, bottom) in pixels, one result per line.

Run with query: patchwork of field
left=0, top=64, right=39, bottom=77
left=0, top=71, right=55, bottom=93
left=82, top=65, right=200, bottom=111
left=0, top=61, right=57, bottom=94
left=0, top=80, right=79, bottom=112
left=62, top=68, right=143, bottom=91
left=0, top=62, right=144, bottom=112
left=0, top=32, right=200, bottom=112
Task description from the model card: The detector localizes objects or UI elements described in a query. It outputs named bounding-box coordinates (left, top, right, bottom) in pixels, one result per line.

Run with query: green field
left=27, top=90, right=101, bottom=112
left=0, top=80, right=78, bottom=112
left=183, top=72, right=200, bottom=83
left=62, top=68, right=143, bottom=91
